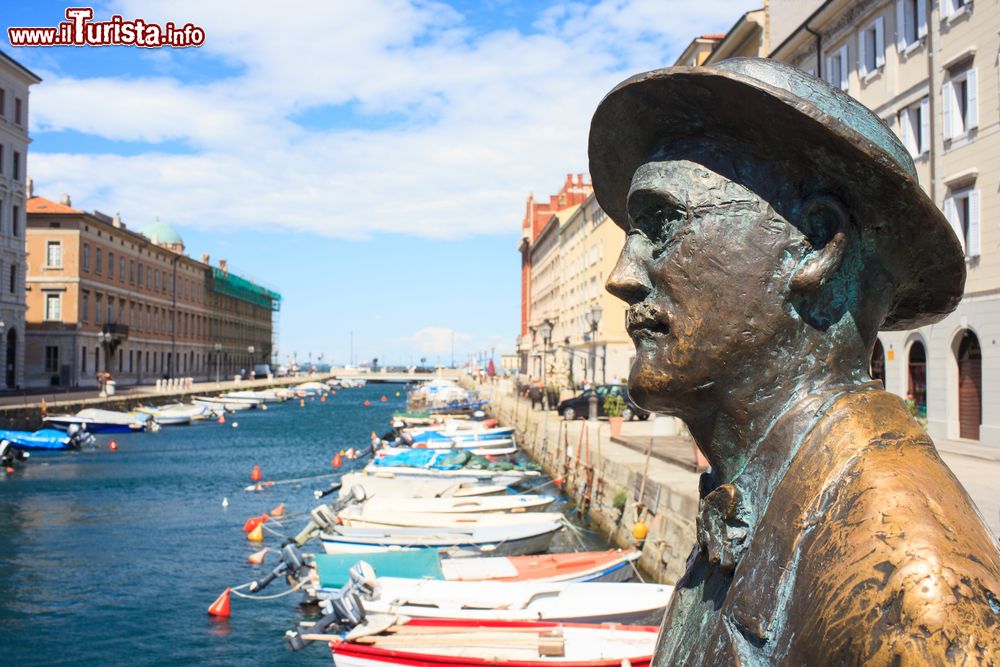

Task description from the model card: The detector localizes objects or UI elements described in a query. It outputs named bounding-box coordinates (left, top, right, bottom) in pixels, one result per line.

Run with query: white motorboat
left=357, top=494, right=555, bottom=514
left=337, top=473, right=508, bottom=500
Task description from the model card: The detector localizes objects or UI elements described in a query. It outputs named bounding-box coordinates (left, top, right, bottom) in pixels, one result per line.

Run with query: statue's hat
left=589, top=57, right=965, bottom=330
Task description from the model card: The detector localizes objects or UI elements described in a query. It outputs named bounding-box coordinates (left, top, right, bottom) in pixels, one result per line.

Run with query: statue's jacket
left=653, top=389, right=1000, bottom=666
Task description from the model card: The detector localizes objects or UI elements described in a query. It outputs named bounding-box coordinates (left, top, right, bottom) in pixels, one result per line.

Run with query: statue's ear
left=790, top=195, right=848, bottom=293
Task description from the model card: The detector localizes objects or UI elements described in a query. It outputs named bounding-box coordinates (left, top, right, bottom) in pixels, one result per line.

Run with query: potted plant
left=604, top=393, right=626, bottom=437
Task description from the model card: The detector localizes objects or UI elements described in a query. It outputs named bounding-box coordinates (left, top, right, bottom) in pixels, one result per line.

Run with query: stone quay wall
left=484, top=383, right=700, bottom=584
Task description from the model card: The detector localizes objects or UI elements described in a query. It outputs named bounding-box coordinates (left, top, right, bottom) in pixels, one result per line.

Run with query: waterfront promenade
left=480, top=382, right=1000, bottom=585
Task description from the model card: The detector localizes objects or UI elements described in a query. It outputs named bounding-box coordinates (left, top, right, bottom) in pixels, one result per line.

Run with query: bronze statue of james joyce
left=589, top=58, right=1000, bottom=665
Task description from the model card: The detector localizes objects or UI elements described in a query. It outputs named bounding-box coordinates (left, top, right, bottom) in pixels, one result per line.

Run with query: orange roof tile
left=27, top=196, right=82, bottom=214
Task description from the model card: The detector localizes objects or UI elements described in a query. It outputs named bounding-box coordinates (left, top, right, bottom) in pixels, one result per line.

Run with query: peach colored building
left=25, top=193, right=279, bottom=388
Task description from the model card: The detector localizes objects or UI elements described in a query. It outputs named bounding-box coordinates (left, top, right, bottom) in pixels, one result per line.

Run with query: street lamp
left=214, top=343, right=222, bottom=384
left=539, top=319, right=553, bottom=409
left=584, top=304, right=603, bottom=385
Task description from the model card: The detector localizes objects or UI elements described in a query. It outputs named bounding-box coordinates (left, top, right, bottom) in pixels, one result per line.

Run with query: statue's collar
left=696, top=382, right=881, bottom=572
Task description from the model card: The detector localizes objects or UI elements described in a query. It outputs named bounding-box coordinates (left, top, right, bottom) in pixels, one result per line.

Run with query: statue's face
left=607, top=159, right=802, bottom=414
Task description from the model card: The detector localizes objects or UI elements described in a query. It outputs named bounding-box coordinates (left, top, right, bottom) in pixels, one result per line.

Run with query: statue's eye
left=631, top=204, right=685, bottom=247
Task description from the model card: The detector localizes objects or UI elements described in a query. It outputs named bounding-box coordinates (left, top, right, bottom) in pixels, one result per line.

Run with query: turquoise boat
left=315, top=550, right=442, bottom=588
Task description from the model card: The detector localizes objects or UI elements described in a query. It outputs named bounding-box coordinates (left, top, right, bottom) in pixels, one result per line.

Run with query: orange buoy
left=363, top=400, right=370, bottom=407
left=270, top=503, right=285, bottom=518
left=321, top=394, right=327, bottom=402
left=331, top=390, right=337, bottom=395
left=208, top=588, right=231, bottom=617
left=300, top=399, right=305, bottom=408
left=5, top=467, right=14, bottom=473
left=218, top=414, right=226, bottom=425
left=631, top=521, right=649, bottom=540
left=109, top=440, right=118, bottom=451
left=332, top=454, right=342, bottom=468
left=247, top=547, right=268, bottom=565
left=247, top=523, right=264, bottom=542
left=380, top=395, right=387, bottom=402
left=250, top=465, right=262, bottom=482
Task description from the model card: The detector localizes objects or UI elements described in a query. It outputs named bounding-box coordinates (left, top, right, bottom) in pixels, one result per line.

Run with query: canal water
left=0, top=384, right=600, bottom=666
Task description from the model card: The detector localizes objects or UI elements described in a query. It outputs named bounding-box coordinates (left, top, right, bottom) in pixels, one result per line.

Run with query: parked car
left=556, top=384, right=650, bottom=421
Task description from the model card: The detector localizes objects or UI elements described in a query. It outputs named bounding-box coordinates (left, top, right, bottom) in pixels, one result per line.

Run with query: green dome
left=140, top=218, right=184, bottom=246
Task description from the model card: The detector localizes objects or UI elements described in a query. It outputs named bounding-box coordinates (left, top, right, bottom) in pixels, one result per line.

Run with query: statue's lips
left=626, top=305, right=670, bottom=337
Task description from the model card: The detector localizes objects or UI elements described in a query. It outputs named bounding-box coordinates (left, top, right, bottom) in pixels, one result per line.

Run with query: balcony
left=101, top=323, right=129, bottom=340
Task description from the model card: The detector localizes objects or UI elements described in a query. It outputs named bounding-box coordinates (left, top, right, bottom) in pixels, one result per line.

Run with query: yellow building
left=555, top=193, right=630, bottom=388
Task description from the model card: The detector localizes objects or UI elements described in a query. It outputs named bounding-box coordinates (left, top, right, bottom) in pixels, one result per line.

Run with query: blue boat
left=0, top=427, right=94, bottom=451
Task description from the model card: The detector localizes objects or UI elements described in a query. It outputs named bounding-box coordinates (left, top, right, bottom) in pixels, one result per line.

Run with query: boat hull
left=320, top=525, right=560, bottom=558
left=44, top=418, right=141, bottom=434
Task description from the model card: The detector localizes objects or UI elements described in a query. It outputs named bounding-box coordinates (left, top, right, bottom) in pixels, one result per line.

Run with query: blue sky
left=4, top=0, right=754, bottom=366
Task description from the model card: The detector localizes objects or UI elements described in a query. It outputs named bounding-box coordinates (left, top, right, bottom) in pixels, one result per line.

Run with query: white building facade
left=771, top=0, right=1000, bottom=446
left=0, top=52, right=40, bottom=390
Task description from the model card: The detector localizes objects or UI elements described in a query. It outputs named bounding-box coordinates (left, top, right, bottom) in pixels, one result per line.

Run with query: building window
left=941, top=0, right=971, bottom=19
left=944, top=188, right=980, bottom=258
left=82, top=291, right=89, bottom=322
left=108, top=252, right=114, bottom=279
left=96, top=294, right=103, bottom=324
left=14, top=98, right=22, bottom=125
left=82, top=243, right=90, bottom=272
left=8, top=265, right=14, bottom=294
left=95, top=247, right=103, bottom=274
left=46, top=241, right=63, bottom=268
left=138, top=262, right=144, bottom=287
left=943, top=68, right=978, bottom=140
left=858, top=16, right=885, bottom=79
left=45, top=293, right=62, bottom=321
left=45, top=346, right=59, bottom=373
left=130, top=260, right=135, bottom=284
left=896, top=0, right=927, bottom=50
left=898, top=96, right=929, bottom=157
left=119, top=256, right=125, bottom=281
left=81, top=346, right=87, bottom=374
left=12, top=151, right=19, bottom=181
left=106, top=298, right=113, bottom=324
left=825, top=45, right=849, bottom=91
left=154, top=270, right=159, bottom=291
left=11, top=204, right=18, bottom=236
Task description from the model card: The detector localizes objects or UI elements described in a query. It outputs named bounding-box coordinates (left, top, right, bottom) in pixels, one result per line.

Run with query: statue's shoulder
left=785, top=396, right=1000, bottom=663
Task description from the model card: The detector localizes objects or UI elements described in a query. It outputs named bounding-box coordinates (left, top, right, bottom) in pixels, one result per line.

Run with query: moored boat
left=325, top=618, right=659, bottom=667
left=0, top=427, right=94, bottom=451
left=355, top=494, right=555, bottom=515
left=45, top=408, right=151, bottom=433
left=317, top=574, right=671, bottom=623
left=312, top=549, right=640, bottom=588
left=320, top=519, right=562, bottom=557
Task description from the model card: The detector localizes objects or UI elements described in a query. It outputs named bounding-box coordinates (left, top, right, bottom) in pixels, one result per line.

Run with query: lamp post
left=214, top=343, right=222, bottom=384
left=97, top=331, right=112, bottom=396
left=584, top=304, right=602, bottom=420
left=539, top=319, right=553, bottom=410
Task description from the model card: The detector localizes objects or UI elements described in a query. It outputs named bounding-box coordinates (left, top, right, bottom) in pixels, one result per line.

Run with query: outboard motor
left=0, top=440, right=29, bottom=469
left=249, top=543, right=308, bottom=592
left=66, top=424, right=96, bottom=449
left=284, top=562, right=373, bottom=652
left=293, top=486, right=366, bottom=546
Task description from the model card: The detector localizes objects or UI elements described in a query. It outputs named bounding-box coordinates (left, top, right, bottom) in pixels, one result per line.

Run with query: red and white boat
left=327, top=618, right=658, bottom=666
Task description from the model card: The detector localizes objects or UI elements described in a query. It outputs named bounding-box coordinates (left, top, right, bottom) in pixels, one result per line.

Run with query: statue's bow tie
left=697, top=482, right=751, bottom=572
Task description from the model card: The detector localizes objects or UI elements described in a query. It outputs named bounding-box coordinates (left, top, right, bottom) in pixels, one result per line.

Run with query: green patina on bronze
left=589, top=58, right=1000, bottom=665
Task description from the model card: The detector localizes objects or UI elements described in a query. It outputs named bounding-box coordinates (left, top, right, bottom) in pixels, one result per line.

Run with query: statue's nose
left=607, top=236, right=652, bottom=304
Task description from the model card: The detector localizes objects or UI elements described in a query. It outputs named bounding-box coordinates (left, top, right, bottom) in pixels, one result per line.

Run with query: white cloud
left=401, top=326, right=474, bottom=357
left=26, top=0, right=757, bottom=239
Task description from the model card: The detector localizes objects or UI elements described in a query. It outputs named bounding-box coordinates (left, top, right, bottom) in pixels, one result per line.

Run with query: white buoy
left=232, top=422, right=239, bottom=428
left=222, top=497, right=229, bottom=508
